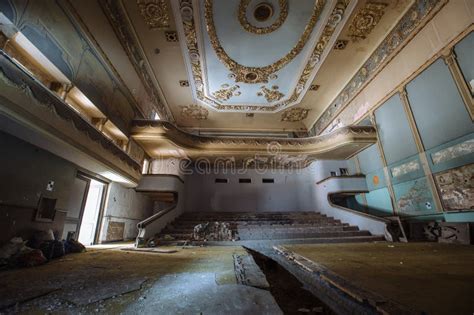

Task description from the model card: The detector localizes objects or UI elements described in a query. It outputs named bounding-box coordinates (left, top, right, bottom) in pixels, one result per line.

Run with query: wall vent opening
left=262, top=178, right=274, bottom=183
left=239, top=178, right=252, bottom=183
left=215, top=178, right=228, bottom=183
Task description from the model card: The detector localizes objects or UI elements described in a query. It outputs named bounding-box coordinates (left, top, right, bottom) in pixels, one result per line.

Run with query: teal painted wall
left=349, top=32, right=474, bottom=220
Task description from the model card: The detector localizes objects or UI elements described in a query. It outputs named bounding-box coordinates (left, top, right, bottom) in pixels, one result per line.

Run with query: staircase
left=155, top=212, right=385, bottom=245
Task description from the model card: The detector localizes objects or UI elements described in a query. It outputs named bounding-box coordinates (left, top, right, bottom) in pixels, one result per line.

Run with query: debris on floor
left=0, top=230, right=86, bottom=270
left=193, top=221, right=237, bottom=241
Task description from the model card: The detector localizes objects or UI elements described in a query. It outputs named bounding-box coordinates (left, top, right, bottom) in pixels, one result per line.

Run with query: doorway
left=62, top=173, right=108, bottom=245
left=77, top=179, right=107, bottom=245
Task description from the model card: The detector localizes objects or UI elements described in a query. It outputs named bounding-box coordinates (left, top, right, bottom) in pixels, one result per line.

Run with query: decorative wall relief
left=391, top=160, right=420, bottom=178
left=212, top=84, right=241, bottom=101
left=258, top=85, right=284, bottom=102
left=180, top=104, right=209, bottom=120
left=434, top=164, right=474, bottom=210
left=137, top=0, right=170, bottom=30
left=311, top=0, right=447, bottom=135
left=431, top=139, right=474, bottom=164
left=281, top=108, right=310, bottom=122
left=348, top=2, right=387, bottom=42
left=100, top=0, right=174, bottom=122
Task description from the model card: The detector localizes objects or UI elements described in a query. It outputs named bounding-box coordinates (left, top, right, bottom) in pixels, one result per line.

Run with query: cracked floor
left=0, top=244, right=283, bottom=314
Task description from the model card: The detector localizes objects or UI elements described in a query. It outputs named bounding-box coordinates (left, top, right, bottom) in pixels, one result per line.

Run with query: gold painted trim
left=238, top=0, right=288, bottom=35
left=313, top=0, right=449, bottom=135
left=132, top=121, right=377, bottom=164
left=352, top=26, right=474, bottom=128
left=176, top=0, right=348, bottom=112
left=204, top=0, right=325, bottom=84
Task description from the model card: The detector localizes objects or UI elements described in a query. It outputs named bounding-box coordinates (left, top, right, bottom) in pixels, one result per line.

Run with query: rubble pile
left=193, top=222, right=237, bottom=241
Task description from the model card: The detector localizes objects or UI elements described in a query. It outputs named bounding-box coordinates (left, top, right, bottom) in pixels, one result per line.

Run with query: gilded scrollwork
left=176, top=0, right=347, bottom=112
left=348, top=2, right=387, bottom=42
left=204, top=0, right=325, bottom=84
left=238, top=0, right=288, bottom=35
left=281, top=108, right=310, bottom=122
left=212, top=84, right=241, bottom=101
left=258, top=85, right=284, bottom=102
left=311, top=0, right=447, bottom=136
left=137, top=0, right=170, bottom=30
left=180, top=104, right=209, bottom=120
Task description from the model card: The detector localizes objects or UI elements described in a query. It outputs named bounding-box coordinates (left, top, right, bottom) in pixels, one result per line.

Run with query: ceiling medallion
left=238, top=0, right=288, bottom=35
left=137, top=0, right=170, bottom=30
left=281, top=108, right=310, bottom=122
left=212, top=84, right=241, bottom=101
left=205, top=0, right=325, bottom=84
left=180, top=104, right=209, bottom=120
left=258, top=85, right=284, bottom=102
left=348, top=2, right=388, bottom=42
left=176, top=0, right=347, bottom=112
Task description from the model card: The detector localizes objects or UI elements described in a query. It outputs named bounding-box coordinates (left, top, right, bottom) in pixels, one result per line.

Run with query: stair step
left=237, top=230, right=371, bottom=240
left=155, top=211, right=375, bottom=243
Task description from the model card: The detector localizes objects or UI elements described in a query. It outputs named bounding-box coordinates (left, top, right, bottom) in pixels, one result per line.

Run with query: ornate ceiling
left=70, top=0, right=415, bottom=133
left=172, top=0, right=350, bottom=113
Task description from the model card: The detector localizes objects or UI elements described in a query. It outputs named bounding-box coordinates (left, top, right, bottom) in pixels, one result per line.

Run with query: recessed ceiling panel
left=172, top=0, right=352, bottom=113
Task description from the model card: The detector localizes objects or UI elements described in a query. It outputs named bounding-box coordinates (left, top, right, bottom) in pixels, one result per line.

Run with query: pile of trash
left=0, top=229, right=86, bottom=269
left=193, top=222, right=238, bottom=241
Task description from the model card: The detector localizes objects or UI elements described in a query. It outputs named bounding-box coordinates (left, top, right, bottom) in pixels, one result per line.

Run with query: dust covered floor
left=0, top=244, right=283, bottom=314
left=284, top=242, right=474, bottom=315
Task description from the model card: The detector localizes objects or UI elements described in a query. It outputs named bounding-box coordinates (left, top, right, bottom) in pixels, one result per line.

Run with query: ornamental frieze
left=310, top=0, right=447, bottom=136
left=348, top=2, right=387, bottom=42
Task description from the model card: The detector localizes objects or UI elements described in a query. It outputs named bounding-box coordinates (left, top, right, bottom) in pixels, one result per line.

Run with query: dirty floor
left=0, top=244, right=283, bottom=314
left=285, top=242, right=474, bottom=315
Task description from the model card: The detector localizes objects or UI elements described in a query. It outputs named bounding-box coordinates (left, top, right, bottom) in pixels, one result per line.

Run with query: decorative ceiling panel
left=172, top=0, right=354, bottom=113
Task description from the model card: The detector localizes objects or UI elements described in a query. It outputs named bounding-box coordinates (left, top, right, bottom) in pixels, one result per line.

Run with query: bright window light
left=153, top=112, right=161, bottom=120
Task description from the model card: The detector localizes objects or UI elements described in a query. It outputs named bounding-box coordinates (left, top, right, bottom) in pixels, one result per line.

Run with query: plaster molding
left=281, top=108, right=310, bottom=122
left=131, top=120, right=377, bottom=168
left=137, top=0, right=170, bottom=30
left=205, top=0, right=324, bottom=84
left=0, top=51, right=142, bottom=178
left=99, top=0, right=175, bottom=122
left=174, top=0, right=351, bottom=113
left=311, top=0, right=448, bottom=136
left=348, top=2, right=387, bottom=42
left=238, top=0, right=288, bottom=35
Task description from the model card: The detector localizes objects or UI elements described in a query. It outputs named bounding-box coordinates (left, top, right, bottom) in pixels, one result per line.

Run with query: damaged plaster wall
left=0, top=130, right=76, bottom=244
left=99, top=182, right=153, bottom=242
